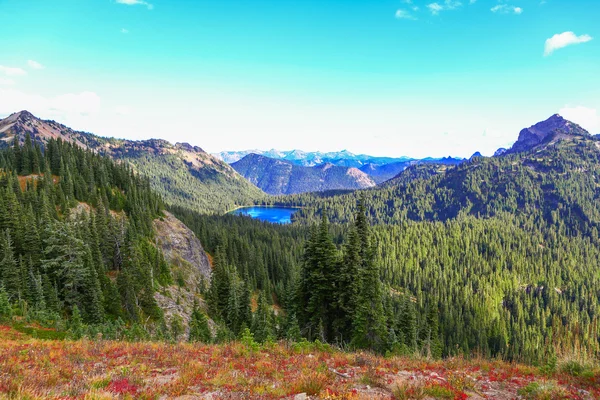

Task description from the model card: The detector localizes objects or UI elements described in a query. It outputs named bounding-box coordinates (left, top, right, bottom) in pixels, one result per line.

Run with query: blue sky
left=0, top=0, right=598, bottom=157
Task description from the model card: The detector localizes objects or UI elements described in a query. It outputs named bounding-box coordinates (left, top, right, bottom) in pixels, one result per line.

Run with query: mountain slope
left=231, top=153, right=376, bottom=195
left=0, top=111, right=264, bottom=214
left=277, top=115, right=600, bottom=230
left=508, top=113, right=590, bottom=154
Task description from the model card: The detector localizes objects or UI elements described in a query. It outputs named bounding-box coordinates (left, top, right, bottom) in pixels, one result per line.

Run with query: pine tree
left=41, top=221, right=88, bottom=309
left=20, top=133, right=33, bottom=175
left=252, top=291, right=274, bottom=343
left=350, top=202, right=387, bottom=352
left=399, top=295, right=418, bottom=352
left=42, top=275, right=60, bottom=314
left=300, top=214, right=338, bottom=341
left=239, top=271, right=253, bottom=331
left=285, top=313, right=302, bottom=342
left=207, top=246, right=231, bottom=321
left=0, top=285, right=11, bottom=321
left=335, top=226, right=361, bottom=343
left=189, top=305, right=212, bottom=343
left=69, top=305, right=84, bottom=340
left=0, top=229, right=20, bottom=302
left=420, top=303, right=442, bottom=358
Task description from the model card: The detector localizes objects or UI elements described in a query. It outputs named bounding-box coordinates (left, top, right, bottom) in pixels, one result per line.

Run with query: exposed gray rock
left=154, top=211, right=211, bottom=285
left=509, top=114, right=589, bottom=154
left=153, top=211, right=212, bottom=339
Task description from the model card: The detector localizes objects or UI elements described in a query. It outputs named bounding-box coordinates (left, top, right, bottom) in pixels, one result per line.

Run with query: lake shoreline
left=228, top=205, right=300, bottom=224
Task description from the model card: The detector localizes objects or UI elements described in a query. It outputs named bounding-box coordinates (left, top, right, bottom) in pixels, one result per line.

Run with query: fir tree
left=0, top=285, right=11, bottom=321
left=399, top=295, right=418, bottom=352
left=189, top=305, right=212, bottom=343
left=349, top=202, right=387, bottom=352
left=299, top=214, right=338, bottom=341
left=69, top=305, right=84, bottom=340
left=252, top=291, right=274, bottom=343
left=0, top=229, right=20, bottom=301
left=285, top=313, right=302, bottom=342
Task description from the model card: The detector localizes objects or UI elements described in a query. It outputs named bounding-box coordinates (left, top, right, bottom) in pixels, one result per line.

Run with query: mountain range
left=231, top=153, right=376, bottom=195
left=218, top=149, right=465, bottom=185
left=1, top=111, right=586, bottom=208
left=0, top=111, right=263, bottom=214
left=214, top=149, right=414, bottom=166
left=2, top=108, right=600, bottom=374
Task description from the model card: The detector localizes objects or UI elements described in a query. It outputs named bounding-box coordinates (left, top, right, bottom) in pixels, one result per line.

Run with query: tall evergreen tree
left=189, top=304, right=212, bottom=343
left=350, top=202, right=387, bottom=352
left=299, top=214, right=338, bottom=341
left=0, top=229, right=20, bottom=302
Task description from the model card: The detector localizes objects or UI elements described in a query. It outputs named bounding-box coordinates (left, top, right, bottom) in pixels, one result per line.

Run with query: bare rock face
left=153, top=211, right=212, bottom=339
left=153, top=211, right=211, bottom=286
left=509, top=114, right=589, bottom=153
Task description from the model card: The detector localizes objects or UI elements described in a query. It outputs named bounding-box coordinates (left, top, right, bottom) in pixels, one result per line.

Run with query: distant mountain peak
left=508, top=114, right=589, bottom=154
left=231, top=153, right=375, bottom=195
left=11, top=110, right=35, bottom=120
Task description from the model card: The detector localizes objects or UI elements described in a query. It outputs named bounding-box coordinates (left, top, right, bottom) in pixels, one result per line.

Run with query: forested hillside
left=0, top=134, right=176, bottom=333
left=162, top=119, right=600, bottom=365
left=0, top=111, right=264, bottom=214
left=1, top=112, right=599, bottom=369
left=274, top=136, right=600, bottom=229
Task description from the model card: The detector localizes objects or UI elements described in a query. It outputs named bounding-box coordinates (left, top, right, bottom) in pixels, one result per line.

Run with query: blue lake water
left=231, top=206, right=298, bottom=224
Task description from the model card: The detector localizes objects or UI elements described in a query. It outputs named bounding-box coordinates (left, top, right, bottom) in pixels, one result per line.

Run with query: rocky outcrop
left=153, top=211, right=212, bottom=338
left=493, top=148, right=507, bottom=157
left=153, top=211, right=211, bottom=286
left=509, top=114, right=589, bottom=154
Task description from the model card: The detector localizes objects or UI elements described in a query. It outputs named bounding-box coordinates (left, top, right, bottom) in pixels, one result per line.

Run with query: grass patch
left=517, top=381, right=569, bottom=400
left=392, top=382, right=425, bottom=400
left=12, top=322, right=67, bottom=340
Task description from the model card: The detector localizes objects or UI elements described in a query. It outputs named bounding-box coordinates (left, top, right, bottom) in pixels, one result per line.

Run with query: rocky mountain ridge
left=507, top=113, right=590, bottom=154
left=0, top=110, right=264, bottom=214
left=231, top=153, right=376, bottom=195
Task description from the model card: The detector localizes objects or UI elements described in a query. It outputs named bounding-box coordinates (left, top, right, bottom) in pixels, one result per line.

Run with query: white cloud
left=115, top=0, right=153, bottom=10
left=544, top=31, right=592, bottom=56
left=491, top=4, right=523, bottom=14
left=395, top=9, right=417, bottom=20
left=0, top=65, right=27, bottom=77
left=0, top=89, right=101, bottom=118
left=559, top=106, right=600, bottom=133
left=115, top=106, right=132, bottom=116
left=427, top=0, right=462, bottom=15
left=0, top=78, right=15, bottom=85
left=121, top=28, right=129, bottom=34
left=27, top=60, right=45, bottom=70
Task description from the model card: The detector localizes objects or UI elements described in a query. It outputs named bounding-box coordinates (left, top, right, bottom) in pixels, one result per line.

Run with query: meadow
left=0, top=324, right=598, bottom=399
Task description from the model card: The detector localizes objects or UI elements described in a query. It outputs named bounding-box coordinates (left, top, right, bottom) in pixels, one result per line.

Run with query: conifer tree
left=0, top=285, right=11, bottom=321
left=0, top=229, right=20, bottom=301
left=335, top=226, right=361, bottom=343
left=207, top=246, right=231, bottom=321
left=350, top=202, right=387, bottom=352
left=285, top=313, right=302, bottom=342
left=69, top=305, right=84, bottom=340
left=399, top=295, right=418, bottom=352
left=299, top=214, right=338, bottom=341
left=189, top=304, right=212, bottom=343
left=252, top=291, right=274, bottom=343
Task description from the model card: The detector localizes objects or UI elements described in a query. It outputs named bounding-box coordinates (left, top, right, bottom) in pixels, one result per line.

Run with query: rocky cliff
left=153, top=211, right=212, bottom=336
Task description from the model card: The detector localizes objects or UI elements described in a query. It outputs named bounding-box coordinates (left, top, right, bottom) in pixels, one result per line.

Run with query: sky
left=0, top=0, right=598, bottom=158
